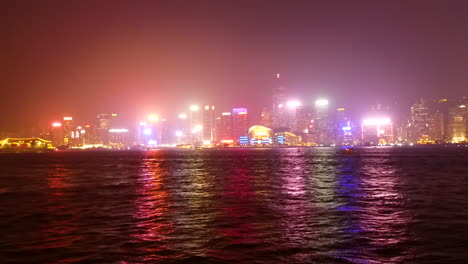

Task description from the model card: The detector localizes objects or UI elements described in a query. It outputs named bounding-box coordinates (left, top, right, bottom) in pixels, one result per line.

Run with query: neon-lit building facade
left=336, top=108, right=354, bottom=145
left=272, top=73, right=287, bottom=128
left=108, top=128, right=131, bottom=148
left=50, top=122, right=64, bottom=147
left=449, top=104, right=467, bottom=143
left=216, top=112, right=233, bottom=142
left=63, top=116, right=74, bottom=146
left=248, top=125, right=273, bottom=145
left=275, top=131, right=302, bottom=146
left=409, top=99, right=434, bottom=143
left=361, top=117, right=394, bottom=145
left=232, top=108, right=248, bottom=143
left=314, top=99, right=332, bottom=145
left=203, top=105, right=215, bottom=143
left=97, top=114, right=116, bottom=145
left=0, top=137, right=54, bottom=151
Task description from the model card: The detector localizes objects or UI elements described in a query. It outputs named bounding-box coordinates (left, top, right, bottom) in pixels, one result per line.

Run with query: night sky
left=3, top=0, right=468, bottom=132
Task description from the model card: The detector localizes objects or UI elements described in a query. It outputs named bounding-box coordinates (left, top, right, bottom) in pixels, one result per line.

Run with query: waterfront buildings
left=50, top=122, right=64, bottom=147
left=295, top=105, right=313, bottom=133
left=272, top=73, right=287, bottom=129
left=361, top=117, right=394, bottom=145
left=216, top=112, right=233, bottom=142
left=160, top=119, right=171, bottom=145
left=314, top=99, right=332, bottom=145
left=275, top=131, right=302, bottom=146
left=0, top=137, right=54, bottom=151
left=6, top=73, right=466, bottom=148
left=232, top=108, right=249, bottom=143
left=408, top=99, right=434, bottom=143
left=203, top=105, right=215, bottom=143
left=97, top=114, right=116, bottom=145
left=248, top=125, right=273, bottom=145
left=260, top=107, right=273, bottom=128
left=335, top=108, right=355, bottom=145
left=108, top=129, right=131, bottom=149
left=448, top=100, right=467, bottom=143
left=63, top=116, right=74, bottom=146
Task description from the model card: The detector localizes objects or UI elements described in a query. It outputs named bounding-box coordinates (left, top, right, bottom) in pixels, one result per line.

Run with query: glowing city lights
left=362, top=117, right=391, bottom=126
left=286, top=100, right=301, bottom=108
left=178, top=113, right=187, bottom=119
left=233, top=108, right=248, bottom=115
left=190, top=105, right=199, bottom=111
left=148, top=114, right=159, bottom=122
left=63, top=117, right=73, bottom=121
left=143, top=128, right=152, bottom=135
left=52, top=122, right=62, bottom=127
left=175, top=131, right=183, bottom=137
left=315, top=99, right=329, bottom=106
left=109, top=128, right=129, bottom=133
left=192, top=124, right=203, bottom=133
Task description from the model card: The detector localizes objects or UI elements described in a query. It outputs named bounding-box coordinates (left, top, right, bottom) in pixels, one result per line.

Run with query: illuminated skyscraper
left=335, top=108, right=354, bottom=145
left=50, top=122, right=64, bottom=147
left=80, top=124, right=97, bottom=146
left=189, top=105, right=202, bottom=144
left=108, top=128, right=130, bottom=148
left=203, top=105, right=215, bottom=142
left=272, top=73, right=287, bottom=128
left=408, top=99, right=434, bottom=143
left=260, top=107, right=273, bottom=128
left=432, top=99, right=450, bottom=142
left=448, top=98, right=467, bottom=143
left=97, top=114, right=116, bottom=145
left=361, top=117, right=394, bottom=145
left=295, top=105, right=313, bottom=133
left=62, top=116, right=74, bottom=146
left=314, top=99, right=332, bottom=145
left=160, top=119, right=170, bottom=145
left=232, top=108, right=248, bottom=143
left=216, top=112, right=233, bottom=142
left=285, top=100, right=301, bottom=131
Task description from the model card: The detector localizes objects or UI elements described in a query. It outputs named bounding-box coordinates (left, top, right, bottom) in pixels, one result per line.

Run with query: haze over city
left=3, top=0, right=468, bottom=133
left=2, top=2, right=468, bottom=264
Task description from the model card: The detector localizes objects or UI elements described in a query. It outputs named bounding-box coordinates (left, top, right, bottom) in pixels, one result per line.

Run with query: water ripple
left=0, top=147, right=468, bottom=263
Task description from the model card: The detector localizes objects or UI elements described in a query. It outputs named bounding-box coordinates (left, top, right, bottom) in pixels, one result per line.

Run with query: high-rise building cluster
left=1, top=75, right=467, bottom=150
left=403, top=98, right=468, bottom=144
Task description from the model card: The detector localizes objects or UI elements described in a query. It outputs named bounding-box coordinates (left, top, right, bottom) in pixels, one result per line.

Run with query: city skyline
left=1, top=71, right=466, bottom=136
left=2, top=2, right=468, bottom=263
left=2, top=93, right=467, bottom=149
left=3, top=1, right=468, bottom=132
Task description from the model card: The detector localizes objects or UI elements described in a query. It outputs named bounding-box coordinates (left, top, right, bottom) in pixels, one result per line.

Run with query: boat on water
left=341, top=146, right=357, bottom=154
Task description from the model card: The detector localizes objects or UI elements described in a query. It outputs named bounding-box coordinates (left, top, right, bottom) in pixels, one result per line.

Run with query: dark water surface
left=1, top=147, right=468, bottom=263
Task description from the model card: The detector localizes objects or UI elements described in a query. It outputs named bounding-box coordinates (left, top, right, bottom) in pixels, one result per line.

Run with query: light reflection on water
left=0, top=147, right=468, bottom=263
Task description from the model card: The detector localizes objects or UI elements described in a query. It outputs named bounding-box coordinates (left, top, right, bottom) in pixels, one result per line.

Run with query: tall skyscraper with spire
left=272, top=73, right=287, bottom=129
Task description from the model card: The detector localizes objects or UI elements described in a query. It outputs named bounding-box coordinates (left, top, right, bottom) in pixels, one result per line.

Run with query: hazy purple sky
left=3, top=0, right=468, bottom=131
